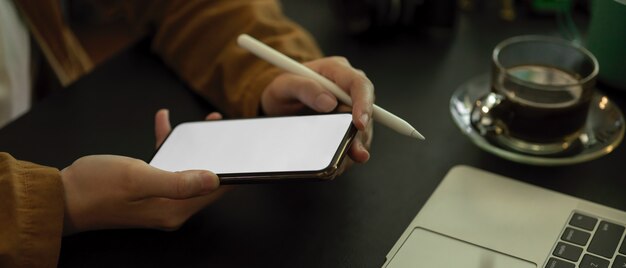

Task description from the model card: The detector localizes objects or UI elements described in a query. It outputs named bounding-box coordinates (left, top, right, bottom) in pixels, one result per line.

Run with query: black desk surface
left=1, top=2, right=625, bottom=267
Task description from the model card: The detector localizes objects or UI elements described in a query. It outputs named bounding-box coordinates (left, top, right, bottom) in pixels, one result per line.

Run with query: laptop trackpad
left=386, top=228, right=536, bottom=268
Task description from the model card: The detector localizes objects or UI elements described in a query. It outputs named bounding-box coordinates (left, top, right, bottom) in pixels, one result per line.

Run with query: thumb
left=270, top=74, right=338, bottom=113
left=138, top=167, right=220, bottom=199
left=290, top=75, right=338, bottom=113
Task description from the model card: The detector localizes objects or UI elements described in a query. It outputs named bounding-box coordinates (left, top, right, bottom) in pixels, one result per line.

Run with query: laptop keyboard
left=545, top=212, right=626, bottom=268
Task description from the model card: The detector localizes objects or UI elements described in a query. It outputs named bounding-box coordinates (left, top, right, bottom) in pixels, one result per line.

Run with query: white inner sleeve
left=0, top=0, right=31, bottom=127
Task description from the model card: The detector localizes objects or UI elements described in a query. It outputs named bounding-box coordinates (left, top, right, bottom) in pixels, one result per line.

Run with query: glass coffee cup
left=471, top=35, right=599, bottom=155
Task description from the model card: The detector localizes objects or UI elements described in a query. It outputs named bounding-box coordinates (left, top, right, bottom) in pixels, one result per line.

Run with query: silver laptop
left=383, top=165, right=626, bottom=268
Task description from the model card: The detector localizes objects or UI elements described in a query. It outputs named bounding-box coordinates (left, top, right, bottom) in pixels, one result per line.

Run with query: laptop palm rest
left=386, top=228, right=536, bottom=268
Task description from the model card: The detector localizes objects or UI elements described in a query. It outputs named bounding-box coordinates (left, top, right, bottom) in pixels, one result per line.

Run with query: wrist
left=60, top=165, right=84, bottom=235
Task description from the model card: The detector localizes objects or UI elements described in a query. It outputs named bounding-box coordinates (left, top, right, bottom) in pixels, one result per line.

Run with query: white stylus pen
left=237, top=34, right=425, bottom=140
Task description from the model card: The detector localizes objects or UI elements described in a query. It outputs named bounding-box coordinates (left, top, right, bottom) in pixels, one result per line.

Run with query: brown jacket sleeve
left=0, top=153, right=64, bottom=268
left=125, top=0, right=324, bottom=117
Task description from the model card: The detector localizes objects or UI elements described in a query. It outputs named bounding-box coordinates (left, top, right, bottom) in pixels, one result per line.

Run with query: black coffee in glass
left=472, top=36, right=598, bottom=155
left=494, top=64, right=592, bottom=143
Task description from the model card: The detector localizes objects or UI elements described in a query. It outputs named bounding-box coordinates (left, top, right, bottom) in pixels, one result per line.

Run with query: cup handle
left=470, top=92, right=507, bottom=137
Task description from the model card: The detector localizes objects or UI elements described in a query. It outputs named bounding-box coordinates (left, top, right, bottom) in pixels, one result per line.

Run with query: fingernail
left=315, top=94, right=337, bottom=112
left=360, top=114, right=369, bottom=128
left=198, top=171, right=219, bottom=193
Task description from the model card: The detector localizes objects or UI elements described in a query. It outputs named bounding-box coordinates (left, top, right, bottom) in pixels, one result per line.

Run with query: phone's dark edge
left=219, top=123, right=358, bottom=185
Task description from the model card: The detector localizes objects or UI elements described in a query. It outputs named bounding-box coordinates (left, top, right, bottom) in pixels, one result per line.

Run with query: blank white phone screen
left=149, top=114, right=353, bottom=174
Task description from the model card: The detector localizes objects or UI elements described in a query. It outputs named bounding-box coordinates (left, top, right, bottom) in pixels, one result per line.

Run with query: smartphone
left=149, top=113, right=357, bottom=184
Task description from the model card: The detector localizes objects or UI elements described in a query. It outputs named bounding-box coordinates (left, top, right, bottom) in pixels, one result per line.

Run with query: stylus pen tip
left=411, top=130, right=425, bottom=140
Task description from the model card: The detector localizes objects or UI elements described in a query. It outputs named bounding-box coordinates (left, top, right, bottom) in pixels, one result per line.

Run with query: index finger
left=307, top=59, right=375, bottom=130
left=348, top=71, right=375, bottom=130
left=155, top=109, right=172, bottom=148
